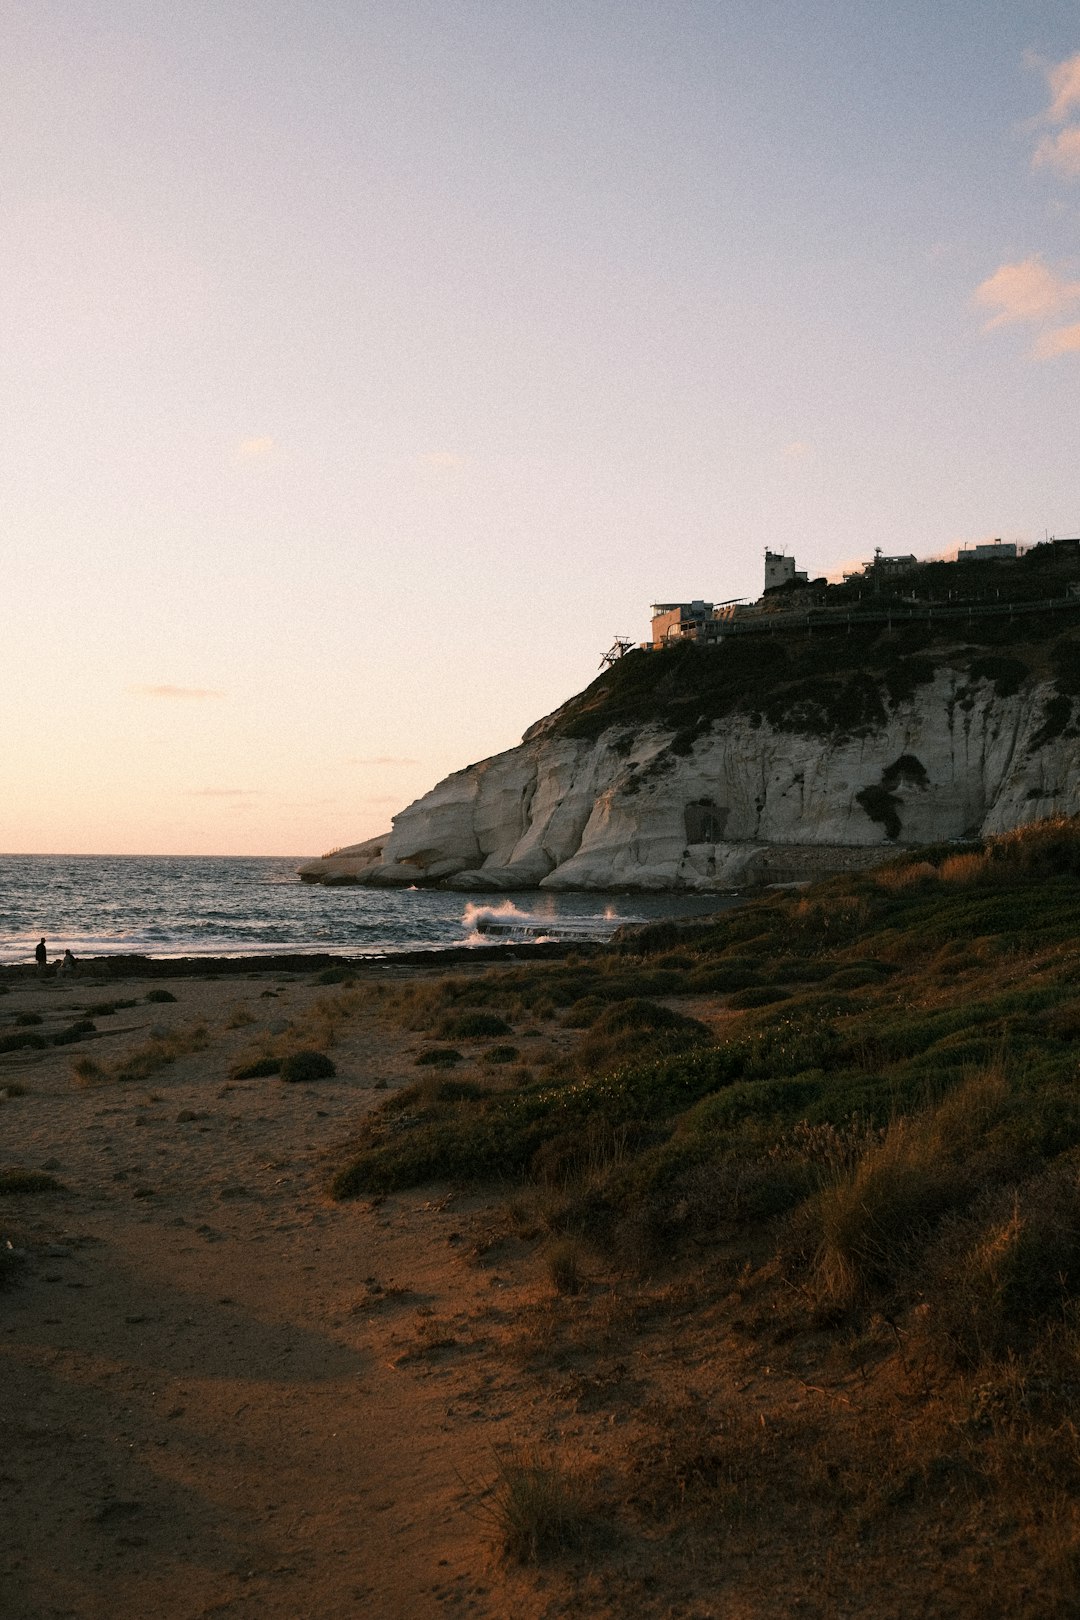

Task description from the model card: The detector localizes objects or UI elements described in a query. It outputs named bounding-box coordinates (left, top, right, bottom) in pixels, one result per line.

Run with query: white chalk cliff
left=299, top=660, right=1080, bottom=891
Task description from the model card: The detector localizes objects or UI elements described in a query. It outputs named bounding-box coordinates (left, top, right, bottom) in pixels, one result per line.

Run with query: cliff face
left=300, top=653, right=1080, bottom=890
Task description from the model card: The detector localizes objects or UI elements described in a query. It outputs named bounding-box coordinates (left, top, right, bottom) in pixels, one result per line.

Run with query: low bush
left=279, top=1050, right=336, bottom=1083
left=415, top=1047, right=464, bottom=1067
left=231, top=1056, right=282, bottom=1079
left=438, top=1011, right=513, bottom=1039
left=145, top=989, right=177, bottom=1004
left=727, top=985, right=790, bottom=1009
left=50, top=1019, right=96, bottom=1046
left=0, top=1031, right=47, bottom=1054
left=0, top=1169, right=64, bottom=1196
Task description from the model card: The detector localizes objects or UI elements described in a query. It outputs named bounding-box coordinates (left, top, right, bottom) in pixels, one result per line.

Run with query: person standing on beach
left=35, top=938, right=47, bottom=972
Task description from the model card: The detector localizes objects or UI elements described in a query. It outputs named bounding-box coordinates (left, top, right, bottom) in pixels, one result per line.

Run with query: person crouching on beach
left=35, top=938, right=47, bottom=974
left=60, top=950, right=77, bottom=976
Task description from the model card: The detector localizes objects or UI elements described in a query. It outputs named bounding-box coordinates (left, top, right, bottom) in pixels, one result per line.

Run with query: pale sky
left=3, top=1, right=1080, bottom=855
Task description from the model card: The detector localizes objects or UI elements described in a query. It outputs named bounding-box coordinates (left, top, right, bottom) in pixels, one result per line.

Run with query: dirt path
left=0, top=970, right=548, bottom=1620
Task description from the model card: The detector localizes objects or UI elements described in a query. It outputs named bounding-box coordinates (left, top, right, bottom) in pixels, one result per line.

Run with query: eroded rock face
left=300, top=668, right=1080, bottom=890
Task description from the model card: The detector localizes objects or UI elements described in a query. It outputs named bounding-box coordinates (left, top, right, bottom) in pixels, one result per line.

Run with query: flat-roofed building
left=958, top=539, right=1018, bottom=562
left=650, top=600, right=714, bottom=647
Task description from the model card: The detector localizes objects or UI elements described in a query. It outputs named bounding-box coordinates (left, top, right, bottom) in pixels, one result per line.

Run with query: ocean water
left=0, top=855, right=736, bottom=965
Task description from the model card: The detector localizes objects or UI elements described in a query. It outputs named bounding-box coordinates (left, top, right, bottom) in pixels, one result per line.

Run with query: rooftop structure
left=764, top=550, right=808, bottom=591
left=958, top=539, right=1018, bottom=562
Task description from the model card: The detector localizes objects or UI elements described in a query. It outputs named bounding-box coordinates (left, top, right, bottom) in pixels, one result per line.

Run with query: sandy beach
left=1, top=959, right=589, bottom=1620
left=3, top=958, right=767, bottom=1620
left=4, top=941, right=1059, bottom=1620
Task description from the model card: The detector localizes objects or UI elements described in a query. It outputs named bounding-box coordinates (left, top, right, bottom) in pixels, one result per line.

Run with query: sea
left=0, top=855, right=737, bottom=966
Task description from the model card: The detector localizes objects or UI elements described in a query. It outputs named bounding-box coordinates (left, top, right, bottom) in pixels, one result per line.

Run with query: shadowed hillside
left=332, top=816, right=1080, bottom=1616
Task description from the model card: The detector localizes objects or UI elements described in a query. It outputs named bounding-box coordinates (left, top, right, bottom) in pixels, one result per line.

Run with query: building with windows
left=763, top=550, right=808, bottom=591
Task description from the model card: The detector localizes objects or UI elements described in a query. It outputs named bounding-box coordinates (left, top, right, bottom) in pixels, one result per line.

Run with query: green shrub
left=145, top=989, right=177, bottom=1004
left=727, top=986, right=791, bottom=1010
left=438, top=1011, right=512, bottom=1039
left=686, top=966, right=762, bottom=993
left=316, top=965, right=356, bottom=984
left=415, top=1047, right=464, bottom=1067
left=280, top=1050, right=336, bottom=1083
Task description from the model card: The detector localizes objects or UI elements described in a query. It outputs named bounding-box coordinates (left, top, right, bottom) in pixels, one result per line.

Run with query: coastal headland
left=302, top=546, right=1080, bottom=894
left=5, top=817, right=1080, bottom=1617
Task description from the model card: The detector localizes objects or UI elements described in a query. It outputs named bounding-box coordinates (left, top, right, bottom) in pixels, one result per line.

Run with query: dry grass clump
left=486, top=1447, right=593, bottom=1563
left=805, top=1067, right=1012, bottom=1304
left=73, top=1023, right=209, bottom=1086
left=876, top=816, right=1080, bottom=896
left=627, top=1396, right=773, bottom=1522
left=546, top=1239, right=585, bottom=1295
left=875, top=859, right=937, bottom=892
left=921, top=1153, right=1080, bottom=1367
left=937, top=851, right=988, bottom=884
left=290, top=986, right=365, bottom=1049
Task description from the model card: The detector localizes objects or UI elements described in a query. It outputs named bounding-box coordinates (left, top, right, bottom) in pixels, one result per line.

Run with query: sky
left=3, top=0, right=1080, bottom=855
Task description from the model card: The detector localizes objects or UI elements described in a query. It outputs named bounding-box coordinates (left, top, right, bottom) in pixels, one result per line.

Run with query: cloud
left=130, top=684, right=225, bottom=700
left=348, top=755, right=419, bottom=767
left=1033, top=126, right=1080, bottom=178
left=1035, top=321, right=1080, bottom=359
left=185, top=788, right=261, bottom=798
left=974, top=257, right=1080, bottom=327
left=236, top=436, right=275, bottom=458
left=1042, top=51, right=1080, bottom=125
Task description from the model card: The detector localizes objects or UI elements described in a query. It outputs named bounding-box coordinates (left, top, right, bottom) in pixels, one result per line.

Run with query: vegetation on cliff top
left=543, top=614, right=1080, bottom=746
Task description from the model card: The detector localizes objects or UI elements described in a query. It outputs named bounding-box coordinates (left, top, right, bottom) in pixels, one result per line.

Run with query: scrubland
left=6, top=819, right=1080, bottom=1617
left=330, top=815, right=1080, bottom=1616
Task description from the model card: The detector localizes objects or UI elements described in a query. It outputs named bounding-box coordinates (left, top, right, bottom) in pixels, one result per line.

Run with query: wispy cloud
left=1033, top=126, right=1080, bottom=178
left=974, top=257, right=1080, bottom=327
left=185, top=788, right=261, bottom=798
left=1035, top=321, right=1080, bottom=359
left=1039, top=50, right=1080, bottom=126
left=348, top=755, right=419, bottom=766
left=236, top=436, right=276, bottom=458
left=130, top=684, right=225, bottom=700
left=1025, top=53, right=1080, bottom=176
left=973, top=58, right=1080, bottom=360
